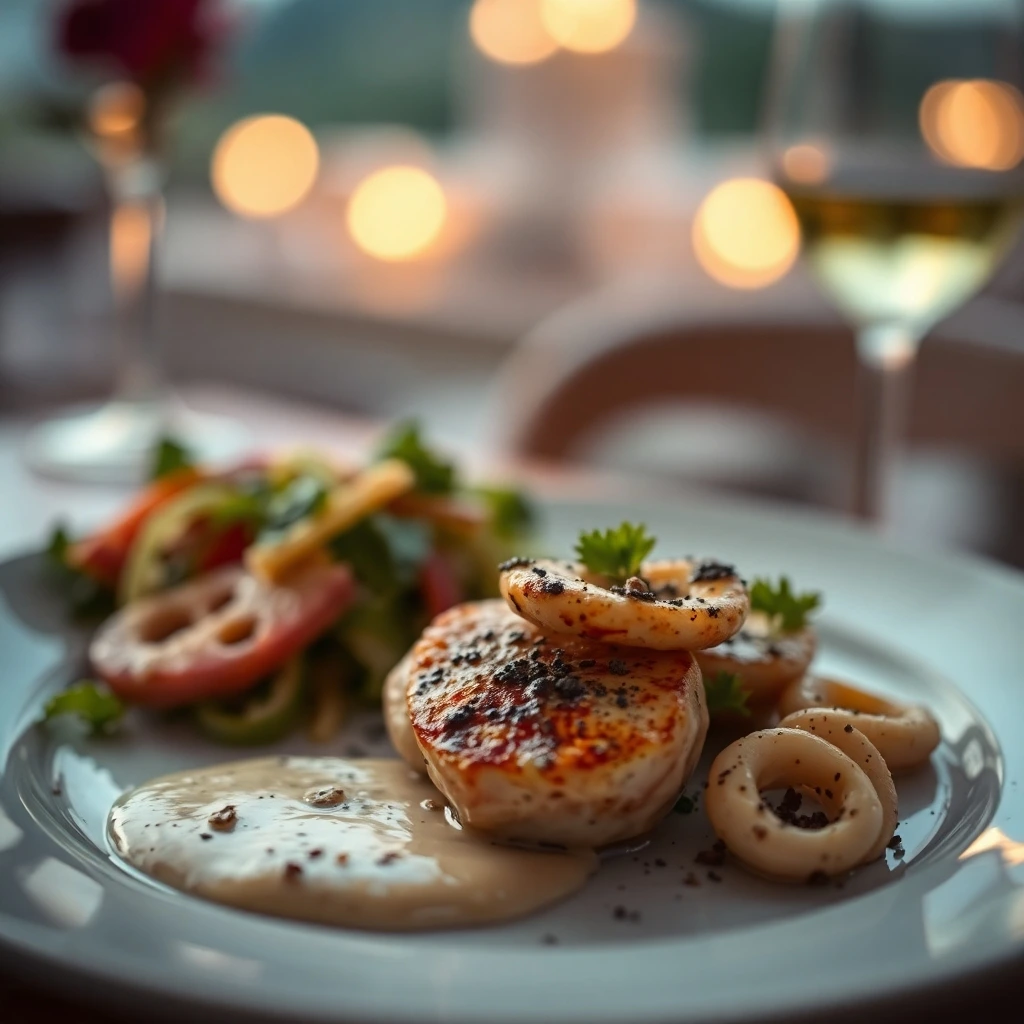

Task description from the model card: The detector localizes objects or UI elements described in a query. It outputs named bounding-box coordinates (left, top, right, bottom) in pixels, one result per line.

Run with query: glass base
left=23, top=397, right=250, bottom=485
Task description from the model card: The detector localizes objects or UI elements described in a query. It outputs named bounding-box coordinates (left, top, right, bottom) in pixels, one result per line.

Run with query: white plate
left=1, top=493, right=1022, bottom=1023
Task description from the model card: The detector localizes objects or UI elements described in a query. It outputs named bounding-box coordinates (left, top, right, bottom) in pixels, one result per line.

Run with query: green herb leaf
left=46, top=523, right=71, bottom=567
left=150, top=436, right=195, bottom=481
left=260, top=475, right=328, bottom=542
left=376, top=421, right=455, bottom=495
left=673, top=793, right=697, bottom=815
left=476, top=486, right=535, bottom=540
left=42, top=524, right=116, bottom=620
left=574, top=522, right=656, bottom=582
left=328, top=517, right=403, bottom=596
left=749, top=576, right=821, bottom=633
left=704, top=671, right=750, bottom=717
left=43, top=681, right=124, bottom=734
left=209, top=491, right=267, bottom=530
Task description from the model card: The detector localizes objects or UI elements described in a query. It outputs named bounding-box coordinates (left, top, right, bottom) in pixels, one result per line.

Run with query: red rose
left=58, top=0, right=224, bottom=88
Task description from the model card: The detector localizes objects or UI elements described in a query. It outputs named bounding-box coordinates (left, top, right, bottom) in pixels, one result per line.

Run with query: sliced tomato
left=419, top=551, right=463, bottom=619
left=198, top=519, right=254, bottom=573
left=90, top=563, right=353, bottom=708
left=69, top=468, right=204, bottom=588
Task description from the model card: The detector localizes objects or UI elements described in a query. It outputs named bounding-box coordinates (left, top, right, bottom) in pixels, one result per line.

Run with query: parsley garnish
left=43, top=681, right=124, bottom=734
left=46, top=523, right=71, bottom=567
left=260, top=475, right=328, bottom=542
left=704, top=671, right=750, bottom=717
left=476, top=486, right=534, bottom=540
left=376, top=421, right=455, bottom=495
left=43, top=523, right=116, bottom=620
left=149, top=435, right=195, bottom=481
left=575, top=522, right=656, bottom=583
left=673, top=793, right=697, bottom=815
left=749, top=576, right=821, bottom=633
left=329, top=517, right=404, bottom=596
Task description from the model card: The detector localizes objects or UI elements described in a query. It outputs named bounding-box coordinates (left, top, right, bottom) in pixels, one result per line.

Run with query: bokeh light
left=469, top=0, right=558, bottom=66
left=109, top=203, right=153, bottom=302
left=540, top=0, right=637, bottom=54
left=88, top=81, right=144, bottom=140
left=692, top=178, right=800, bottom=289
left=920, top=79, right=1024, bottom=171
left=780, top=142, right=832, bottom=186
left=212, top=115, right=320, bottom=219
left=347, top=166, right=448, bottom=262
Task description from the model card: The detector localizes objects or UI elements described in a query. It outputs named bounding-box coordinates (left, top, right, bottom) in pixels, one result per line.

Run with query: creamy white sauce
left=108, top=757, right=596, bottom=931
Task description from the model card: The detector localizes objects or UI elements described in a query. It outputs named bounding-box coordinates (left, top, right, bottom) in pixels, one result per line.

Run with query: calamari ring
left=705, top=728, right=884, bottom=881
left=778, top=709, right=897, bottom=863
left=777, top=675, right=940, bottom=773
left=696, top=611, right=816, bottom=703
left=498, top=556, right=748, bottom=651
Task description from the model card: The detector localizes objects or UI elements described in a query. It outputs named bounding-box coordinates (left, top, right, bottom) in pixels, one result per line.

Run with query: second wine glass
left=766, top=0, right=1024, bottom=521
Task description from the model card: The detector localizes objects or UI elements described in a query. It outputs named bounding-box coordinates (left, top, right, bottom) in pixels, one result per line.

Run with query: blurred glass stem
left=853, top=324, right=919, bottom=523
left=23, top=82, right=246, bottom=483
left=107, top=157, right=166, bottom=405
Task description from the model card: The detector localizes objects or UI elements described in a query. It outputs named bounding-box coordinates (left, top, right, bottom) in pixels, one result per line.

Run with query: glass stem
left=852, top=323, right=921, bottom=523
left=106, top=156, right=167, bottom=405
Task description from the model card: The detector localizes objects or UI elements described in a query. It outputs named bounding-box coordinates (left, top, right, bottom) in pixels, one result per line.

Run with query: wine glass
left=765, top=0, right=1024, bottom=521
left=23, top=82, right=246, bottom=484
left=24, top=0, right=245, bottom=484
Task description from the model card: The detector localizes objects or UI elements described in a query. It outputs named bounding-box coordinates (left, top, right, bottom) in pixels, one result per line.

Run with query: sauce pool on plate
left=108, top=757, right=596, bottom=930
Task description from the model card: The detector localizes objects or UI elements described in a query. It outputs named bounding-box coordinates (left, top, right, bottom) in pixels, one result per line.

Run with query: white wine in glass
left=767, top=0, right=1024, bottom=521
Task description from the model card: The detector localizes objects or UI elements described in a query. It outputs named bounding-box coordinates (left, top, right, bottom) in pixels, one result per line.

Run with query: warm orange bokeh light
left=347, top=166, right=448, bottom=262
left=540, top=0, right=637, bottom=54
left=692, top=178, right=800, bottom=289
left=780, top=142, right=832, bottom=186
left=88, top=81, right=145, bottom=139
left=211, top=115, right=320, bottom=219
left=920, top=79, right=1024, bottom=171
left=469, top=0, right=558, bottom=66
left=109, top=202, right=153, bottom=302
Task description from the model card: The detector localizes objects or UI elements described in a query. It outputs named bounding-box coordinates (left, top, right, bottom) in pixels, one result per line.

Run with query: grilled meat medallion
left=406, top=600, right=707, bottom=847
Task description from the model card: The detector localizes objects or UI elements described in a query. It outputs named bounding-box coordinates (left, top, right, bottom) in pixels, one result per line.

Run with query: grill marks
left=407, top=601, right=696, bottom=773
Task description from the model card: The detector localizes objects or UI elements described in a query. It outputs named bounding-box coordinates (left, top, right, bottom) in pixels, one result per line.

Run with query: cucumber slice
left=195, top=657, right=304, bottom=746
left=120, top=482, right=239, bottom=603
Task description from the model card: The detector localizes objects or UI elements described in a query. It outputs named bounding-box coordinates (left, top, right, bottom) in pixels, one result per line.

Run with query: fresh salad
left=44, top=424, right=533, bottom=744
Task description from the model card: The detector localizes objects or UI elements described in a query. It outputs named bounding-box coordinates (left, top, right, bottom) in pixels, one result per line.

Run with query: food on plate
left=403, top=599, right=707, bottom=846
left=778, top=709, right=899, bottom=864
left=704, top=729, right=885, bottom=880
left=499, top=548, right=748, bottom=651
left=695, top=615, right=815, bottom=709
left=245, top=459, right=415, bottom=584
left=383, top=654, right=425, bottom=772
left=777, top=674, right=940, bottom=772
left=109, top=757, right=596, bottom=930
left=79, top=475, right=942, bottom=927
left=695, top=576, right=819, bottom=709
left=45, top=423, right=533, bottom=738
left=195, top=657, right=306, bottom=746
left=43, top=680, right=124, bottom=734
left=91, top=562, right=353, bottom=707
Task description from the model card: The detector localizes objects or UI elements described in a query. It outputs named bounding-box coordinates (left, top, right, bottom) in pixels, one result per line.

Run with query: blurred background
left=3, top=0, right=1024, bottom=565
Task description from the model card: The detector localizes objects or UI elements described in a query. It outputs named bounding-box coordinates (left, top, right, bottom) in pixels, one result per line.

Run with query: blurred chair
left=491, top=281, right=1024, bottom=560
